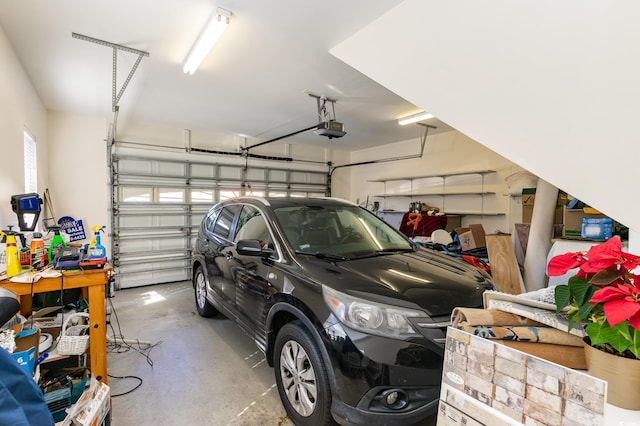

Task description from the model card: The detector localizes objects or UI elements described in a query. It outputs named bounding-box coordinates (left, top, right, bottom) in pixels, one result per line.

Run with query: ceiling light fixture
left=397, top=111, right=435, bottom=126
left=183, top=7, right=231, bottom=75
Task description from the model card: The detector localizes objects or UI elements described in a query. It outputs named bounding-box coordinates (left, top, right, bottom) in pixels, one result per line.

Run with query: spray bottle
left=47, top=225, right=66, bottom=264
left=86, top=225, right=107, bottom=260
left=1, top=227, right=22, bottom=278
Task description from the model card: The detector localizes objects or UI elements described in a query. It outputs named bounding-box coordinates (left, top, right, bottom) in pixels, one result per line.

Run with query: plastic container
left=47, top=226, right=66, bottom=263
left=86, top=226, right=107, bottom=260
left=3, top=231, right=22, bottom=277
left=30, top=232, right=46, bottom=269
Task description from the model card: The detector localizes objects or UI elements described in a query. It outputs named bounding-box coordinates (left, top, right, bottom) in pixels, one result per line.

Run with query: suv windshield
left=273, top=204, right=413, bottom=258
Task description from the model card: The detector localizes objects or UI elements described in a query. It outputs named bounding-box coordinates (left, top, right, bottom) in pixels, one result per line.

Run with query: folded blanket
left=455, top=322, right=585, bottom=347
left=451, top=307, right=546, bottom=328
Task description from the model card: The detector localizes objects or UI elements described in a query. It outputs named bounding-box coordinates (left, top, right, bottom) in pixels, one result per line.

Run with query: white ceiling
left=0, top=0, right=453, bottom=151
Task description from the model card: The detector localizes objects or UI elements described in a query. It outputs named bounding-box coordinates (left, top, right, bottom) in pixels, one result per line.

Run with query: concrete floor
left=107, top=281, right=437, bottom=426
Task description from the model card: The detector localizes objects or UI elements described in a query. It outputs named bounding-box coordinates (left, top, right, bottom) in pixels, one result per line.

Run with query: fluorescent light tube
left=397, top=112, right=435, bottom=126
left=183, top=8, right=231, bottom=75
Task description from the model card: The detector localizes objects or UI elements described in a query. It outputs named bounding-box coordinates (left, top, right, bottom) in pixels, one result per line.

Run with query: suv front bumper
left=323, top=322, right=444, bottom=425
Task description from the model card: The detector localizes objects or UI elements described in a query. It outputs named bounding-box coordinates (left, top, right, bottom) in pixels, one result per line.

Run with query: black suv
left=191, top=197, right=493, bottom=425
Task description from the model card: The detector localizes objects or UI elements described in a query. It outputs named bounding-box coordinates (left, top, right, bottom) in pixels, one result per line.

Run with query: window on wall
left=24, top=130, right=37, bottom=193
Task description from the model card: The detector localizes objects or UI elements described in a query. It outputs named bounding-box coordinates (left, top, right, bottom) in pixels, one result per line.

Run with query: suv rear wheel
left=274, top=321, right=335, bottom=426
left=193, top=266, right=218, bottom=317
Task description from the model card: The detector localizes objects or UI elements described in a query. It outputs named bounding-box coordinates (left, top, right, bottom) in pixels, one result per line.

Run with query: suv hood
left=300, top=249, right=492, bottom=316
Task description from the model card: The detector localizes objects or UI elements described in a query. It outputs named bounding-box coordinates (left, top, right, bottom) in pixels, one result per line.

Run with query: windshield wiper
left=374, top=248, right=415, bottom=254
left=295, top=250, right=349, bottom=261
left=347, top=248, right=414, bottom=260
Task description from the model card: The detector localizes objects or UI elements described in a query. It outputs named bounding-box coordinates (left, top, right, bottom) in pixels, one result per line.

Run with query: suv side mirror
left=236, top=239, right=274, bottom=258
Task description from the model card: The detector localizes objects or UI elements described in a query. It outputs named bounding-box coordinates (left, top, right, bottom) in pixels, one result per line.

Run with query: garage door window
left=159, top=188, right=184, bottom=203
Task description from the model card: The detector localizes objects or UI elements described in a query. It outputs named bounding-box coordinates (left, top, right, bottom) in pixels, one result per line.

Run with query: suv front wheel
left=274, top=321, right=335, bottom=426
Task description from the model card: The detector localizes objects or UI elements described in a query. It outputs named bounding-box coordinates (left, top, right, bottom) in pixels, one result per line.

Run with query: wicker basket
left=57, top=312, right=90, bottom=355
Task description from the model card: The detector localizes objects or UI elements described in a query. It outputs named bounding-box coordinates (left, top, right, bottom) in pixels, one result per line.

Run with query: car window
left=212, top=205, right=239, bottom=240
left=234, top=205, right=273, bottom=248
left=204, top=208, right=220, bottom=233
left=334, top=209, right=399, bottom=244
left=274, top=204, right=411, bottom=256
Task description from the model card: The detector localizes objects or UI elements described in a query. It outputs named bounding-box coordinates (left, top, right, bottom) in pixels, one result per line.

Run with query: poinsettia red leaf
left=584, top=255, right=619, bottom=272
left=576, top=269, right=590, bottom=279
left=629, top=312, right=640, bottom=331
left=587, top=237, right=622, bottom=259
left=548, top=253, right=584, bottom=276
left=582, top=239, right=621, bottom=269
left=590, top=286, right=626, bottom=303
left=621, top=253, right=640, bottom=271
left=602, top=298, right=640, bottom=327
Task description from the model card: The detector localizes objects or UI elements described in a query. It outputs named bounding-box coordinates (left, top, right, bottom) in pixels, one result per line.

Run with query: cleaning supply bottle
left=47, top=225, right=66, bottom=264
left=87, top=225, right=106, bottom=260
left=1, top=228, right=22, bottom=278
left=30, top=232, right=46, bottom=269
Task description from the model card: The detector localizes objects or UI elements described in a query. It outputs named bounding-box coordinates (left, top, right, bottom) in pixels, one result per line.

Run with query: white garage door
left=111, top=152, right=328, bottom=289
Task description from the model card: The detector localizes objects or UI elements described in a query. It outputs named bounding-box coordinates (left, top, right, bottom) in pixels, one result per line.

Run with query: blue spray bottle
left=86, top=225, right=107, bottom=260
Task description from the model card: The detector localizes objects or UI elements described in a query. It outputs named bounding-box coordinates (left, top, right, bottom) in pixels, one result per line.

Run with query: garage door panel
left=112, top=154, right=328, bottom=288
left=118, top=260, right=189, bottom=289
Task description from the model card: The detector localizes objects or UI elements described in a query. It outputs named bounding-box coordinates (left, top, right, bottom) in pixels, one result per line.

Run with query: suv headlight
left=323, top=286, right=422, bottom=338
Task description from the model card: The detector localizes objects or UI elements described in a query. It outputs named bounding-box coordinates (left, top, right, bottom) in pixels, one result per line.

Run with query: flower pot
left=583, top=339, right=640, bottom=410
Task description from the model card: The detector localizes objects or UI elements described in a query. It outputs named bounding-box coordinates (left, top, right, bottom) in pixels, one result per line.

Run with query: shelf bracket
left=72, top=32, right=150, bottom=112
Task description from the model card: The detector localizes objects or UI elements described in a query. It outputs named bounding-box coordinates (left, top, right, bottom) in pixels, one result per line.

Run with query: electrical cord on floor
left=107, top=373, right=143, bottom=397
left=106, top=297, right=162, bottom=367
left=106, top=297, right=164, bottom=397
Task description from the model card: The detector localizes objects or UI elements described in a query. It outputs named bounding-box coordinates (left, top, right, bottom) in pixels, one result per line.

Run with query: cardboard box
left=445, top=214, right=462, bottom=233
left=563, top=208, right=608, bottom=239
left=522, top=188, right=536, bottom=206
left=521, top=188, right=568, bottom=207
left=72, top=378, right=111, bottom=426
left=11, top=328, right=40, bottom=375
left=522, top=204, right=563, bottom=224
left=455, top=224, right=486, bottom=251
left=582, top=218, right=613, bottom=240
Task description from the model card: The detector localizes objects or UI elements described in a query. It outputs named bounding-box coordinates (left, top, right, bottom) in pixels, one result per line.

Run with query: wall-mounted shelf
left=445, top=211, right=504, bottom=216
left=374, top=191, right=496, bottom=197
left=368, top=169, right=496, bottom=183
left=378, top=210, right=504, bottom=216
left=369, top=170, right=504, bottom=217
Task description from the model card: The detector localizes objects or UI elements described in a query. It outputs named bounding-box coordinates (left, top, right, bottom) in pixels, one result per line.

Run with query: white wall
left=345, top=130, right=525, bottom=234
left=47, top=111, right=110, bottom=251
left=332, top=0, right=640, bottom=247
left=0, top=25, right=48, bottom=231
left=1, top=23, right=110, bottom=252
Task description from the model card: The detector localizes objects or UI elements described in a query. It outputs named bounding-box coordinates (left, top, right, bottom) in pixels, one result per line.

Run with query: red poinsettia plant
left=548, top=236, right=640, bottom=359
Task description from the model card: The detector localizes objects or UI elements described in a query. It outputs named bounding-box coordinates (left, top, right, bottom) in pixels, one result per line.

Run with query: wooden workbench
left=1, top=266, right=111, bottom=383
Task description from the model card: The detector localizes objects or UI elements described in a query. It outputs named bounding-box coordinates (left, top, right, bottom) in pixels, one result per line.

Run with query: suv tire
left=274, top=321, right=335, bottom=426
left=194, top=266, right=218, bottom=317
